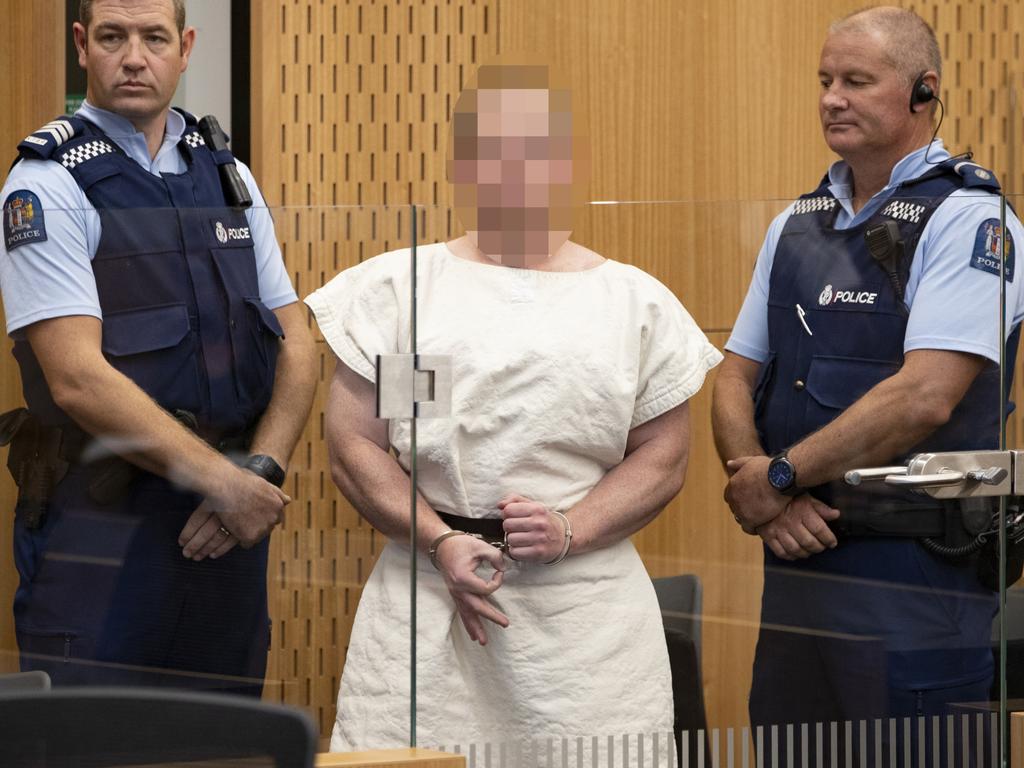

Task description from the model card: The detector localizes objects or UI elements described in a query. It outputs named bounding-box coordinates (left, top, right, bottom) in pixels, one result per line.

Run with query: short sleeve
left=0, top=158, right=102, bottom=337
left=904, top=189, right=1024, bottom=363
left=724, top=204, right=795, bottom=363
left=304, top=252, right=405, bottom=382
left=237, top=160, right=298, bottom=310
left=631, top=278, right=723, bottom=429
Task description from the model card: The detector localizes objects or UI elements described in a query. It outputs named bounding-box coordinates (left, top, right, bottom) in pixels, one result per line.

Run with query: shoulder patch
left=183, top=131, right=206, bottom=149
left=970, top=218, right=1014, bottom=282
left=3, top=190, right=47, bottom=252
left=17, top=118, right=82, bottom=160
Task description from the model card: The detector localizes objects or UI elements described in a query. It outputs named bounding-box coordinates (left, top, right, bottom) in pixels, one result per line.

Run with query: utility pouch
left=4, top=411, right=69, bottom=530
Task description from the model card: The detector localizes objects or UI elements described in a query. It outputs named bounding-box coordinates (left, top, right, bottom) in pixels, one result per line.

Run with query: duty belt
left=826, top=493, right=995, bottom=544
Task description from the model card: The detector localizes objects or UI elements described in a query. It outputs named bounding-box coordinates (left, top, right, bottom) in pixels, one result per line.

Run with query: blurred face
left=450, top=87, right=580, bottom=268
left=73, top=0, right=194, bottom=125
left=817, top=29, right=916, bottom=161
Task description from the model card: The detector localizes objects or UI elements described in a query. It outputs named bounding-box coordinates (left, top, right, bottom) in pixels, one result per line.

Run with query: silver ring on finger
left=218, top=525, right=231, bottom=537
left=503, top=531, right=517, bottom=561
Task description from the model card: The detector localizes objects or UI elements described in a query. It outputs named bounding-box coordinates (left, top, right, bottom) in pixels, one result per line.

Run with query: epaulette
left=17, top=117, right=87, bottom=161
left=905, top=157, right=1003, bottom=193
left=948, top=158, right=1001, bottom=191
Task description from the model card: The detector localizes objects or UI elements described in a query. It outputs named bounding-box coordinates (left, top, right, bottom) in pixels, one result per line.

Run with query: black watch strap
left=244, top=454, right=286, bottom=488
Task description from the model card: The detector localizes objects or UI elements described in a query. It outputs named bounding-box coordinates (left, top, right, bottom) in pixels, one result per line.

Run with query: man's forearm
left=787, top=350, right=986, bottom=487
left=566, top=405, right=689, bottom=556
left=53, top=361, right=238, bottom=499
left=249, top=304, right=318, bottom=469
left=330, top=436, right=450, bottom=552
left=712, top=374, right=765, bottom=465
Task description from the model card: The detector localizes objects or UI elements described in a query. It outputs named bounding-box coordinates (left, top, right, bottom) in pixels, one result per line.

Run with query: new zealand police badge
left=3, top=190, right=47, bottom=252
left=971, top=218, right=1015, bottom=282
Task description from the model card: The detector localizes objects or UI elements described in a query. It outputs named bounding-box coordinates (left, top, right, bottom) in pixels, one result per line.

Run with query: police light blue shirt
left=727, top=140, right=1024, bottom=366
left=0, top=101, right=297, bottom=337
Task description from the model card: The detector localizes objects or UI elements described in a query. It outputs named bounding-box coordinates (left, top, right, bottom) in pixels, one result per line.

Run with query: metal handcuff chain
left=428, top=510, right=573, bottom=568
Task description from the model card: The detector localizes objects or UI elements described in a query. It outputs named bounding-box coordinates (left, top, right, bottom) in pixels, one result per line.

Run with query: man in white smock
left=305, top=60, right=722, bottom=764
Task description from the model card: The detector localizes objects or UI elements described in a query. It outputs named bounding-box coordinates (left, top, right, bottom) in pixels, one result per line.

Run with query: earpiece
left=909, top=73, right=935, bottom=113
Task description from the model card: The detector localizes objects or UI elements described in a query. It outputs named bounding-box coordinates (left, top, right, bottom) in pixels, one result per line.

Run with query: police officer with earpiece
left=0, top=0, right=316, bottom=694
left=712, top=5, right=1024, bottom=760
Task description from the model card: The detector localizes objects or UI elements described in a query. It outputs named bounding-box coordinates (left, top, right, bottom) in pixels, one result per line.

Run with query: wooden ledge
left=317, top=748, right=465, bottom=768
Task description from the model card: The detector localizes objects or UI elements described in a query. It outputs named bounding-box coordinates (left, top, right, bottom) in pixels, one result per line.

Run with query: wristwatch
left=767, top=452, right=803, bottom=496
left=244, top=454, right=287, bottom=488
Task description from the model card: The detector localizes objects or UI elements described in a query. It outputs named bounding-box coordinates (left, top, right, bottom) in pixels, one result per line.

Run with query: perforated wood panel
left=909, top=0, right=1024, bottom=194
left=250, top=1, right=499, bottom=736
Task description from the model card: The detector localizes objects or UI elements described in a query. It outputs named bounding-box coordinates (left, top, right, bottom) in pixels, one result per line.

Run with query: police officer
left=711, top=4, right=1024, bottom=754
left=0, top=0, right=316, bottom=694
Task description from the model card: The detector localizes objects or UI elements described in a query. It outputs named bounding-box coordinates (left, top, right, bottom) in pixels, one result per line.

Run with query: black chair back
left=0, top=687, right=318, bottom=768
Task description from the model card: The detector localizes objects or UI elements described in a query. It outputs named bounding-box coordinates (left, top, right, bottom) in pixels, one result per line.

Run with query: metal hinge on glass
left=375, top=354, right=452, bottom=418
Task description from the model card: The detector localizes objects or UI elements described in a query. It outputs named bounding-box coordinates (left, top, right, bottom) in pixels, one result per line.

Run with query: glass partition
left=398, top=191, right=1017, bottom=767
left=272, top=203, right=422, bottom=748
left=0, top=151, right=1020, bottom=768
left=999, top=188, right=1023, bottom=768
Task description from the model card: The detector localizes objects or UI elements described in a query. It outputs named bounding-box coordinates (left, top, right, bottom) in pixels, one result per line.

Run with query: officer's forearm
left=248, top=302, right=318, bottom=470
left=787, top=349, right=987, bottom=488
left=711, top=354, right=766, bottom=466
left=28, top=315, right=241, bottom=499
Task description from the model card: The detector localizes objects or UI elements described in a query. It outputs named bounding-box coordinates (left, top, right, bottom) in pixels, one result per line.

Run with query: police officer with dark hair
left=712, top=3, right=1024, bottom=753
left=0, top=0, right=316, bottom=694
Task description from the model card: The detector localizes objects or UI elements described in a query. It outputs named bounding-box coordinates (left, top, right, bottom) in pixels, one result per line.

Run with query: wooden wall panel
left=0, top=1, right=65, bottom=675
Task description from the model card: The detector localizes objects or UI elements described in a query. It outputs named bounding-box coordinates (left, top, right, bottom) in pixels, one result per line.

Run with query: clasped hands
left=433, top=493, right=568, bottom=646
left=725, top=455, right=840, bottom=561
left=178, top=464, right=291, bottom=561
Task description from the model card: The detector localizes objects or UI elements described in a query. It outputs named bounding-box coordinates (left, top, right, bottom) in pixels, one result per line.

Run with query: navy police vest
left=11, top=110, right=283, bottom=441
left=754, top=159, right=1019, bottom=515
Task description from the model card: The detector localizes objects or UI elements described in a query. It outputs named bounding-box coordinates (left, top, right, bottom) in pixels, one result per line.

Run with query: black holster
left=0, top=407, right=69, bottom=530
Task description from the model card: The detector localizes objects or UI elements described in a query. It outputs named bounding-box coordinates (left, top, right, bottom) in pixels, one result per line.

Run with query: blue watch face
left=768, top=458, right=795, bottom=490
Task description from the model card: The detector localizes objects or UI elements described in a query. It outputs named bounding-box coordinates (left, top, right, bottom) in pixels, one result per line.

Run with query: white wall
left=173, top=0, right=232, bottom=137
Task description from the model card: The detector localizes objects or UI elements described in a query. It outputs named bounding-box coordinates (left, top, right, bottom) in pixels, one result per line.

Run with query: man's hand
left=178, top=502, right=239, bottom=560
left=433, top=534, right=509, bottom=645
left=179, top=467, right=290, bottom=554
left=756, top=494, right=840, bottom=560
left=724, top=455, right=788, bottom=532
left=499, top=494, right=567, bottom=563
